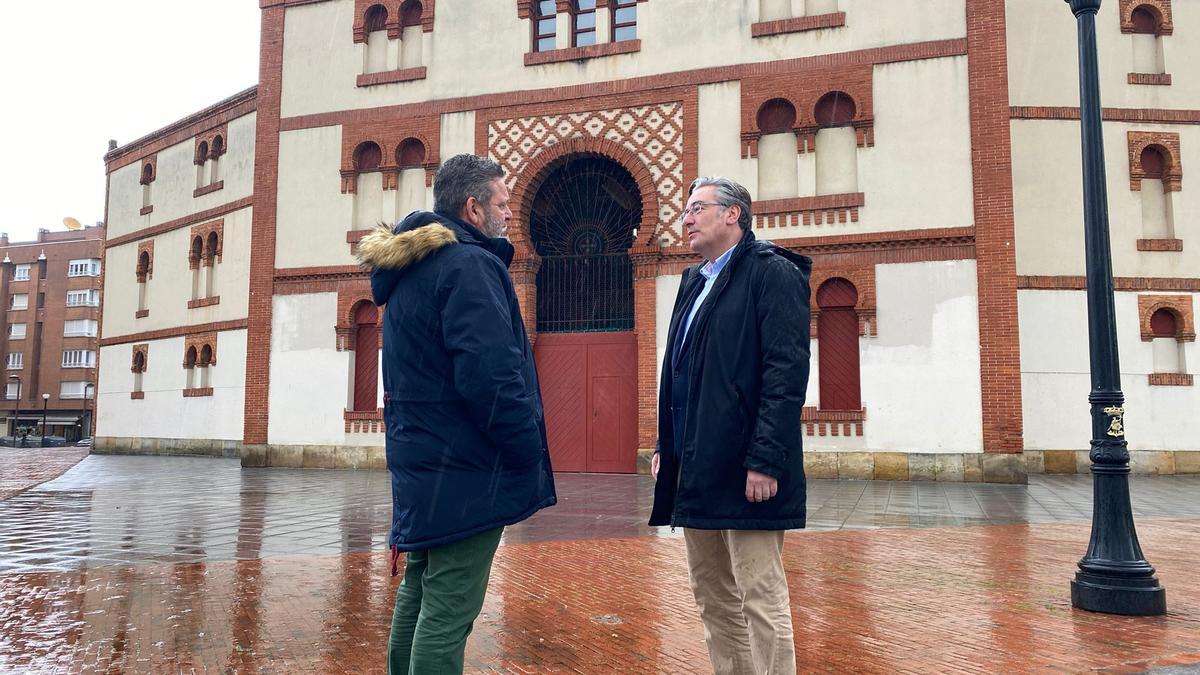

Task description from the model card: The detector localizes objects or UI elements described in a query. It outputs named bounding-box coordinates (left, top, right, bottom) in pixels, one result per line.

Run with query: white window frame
left=7, top=352, right=24, bottom=370
left=5, top=382, right=18, bottom=400
left=12, top=265, right=30, bottom=281
left=8, top=323, right=25, bottom=340
left=66, top=289, right=100, bottom=307
left=63, top=319, right=98, bottom=338
left=61, top=350, right=96, bottom=368
left=68, top=258, right=101, bottom=277
left=59, top=381, right=95, bottom=400
left=9, top=294, right=28, bottom=310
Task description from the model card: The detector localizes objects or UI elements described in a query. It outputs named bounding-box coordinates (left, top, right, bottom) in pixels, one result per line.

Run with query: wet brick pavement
left=2, top=454, right=1199, bottom=673
left=0, top=447, right=88, bottom=501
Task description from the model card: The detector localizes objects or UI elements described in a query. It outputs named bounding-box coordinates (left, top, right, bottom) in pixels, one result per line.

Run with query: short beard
left=480, top=212, right=507, bottom=239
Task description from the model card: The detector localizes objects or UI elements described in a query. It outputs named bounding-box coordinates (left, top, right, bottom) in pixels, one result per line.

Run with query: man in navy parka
left=357, top=154, right=556, bottom=674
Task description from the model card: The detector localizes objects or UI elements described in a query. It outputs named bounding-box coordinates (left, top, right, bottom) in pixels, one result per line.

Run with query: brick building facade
left=0, top=226, right=104, bottom=443
left=96, top=0, right=1199, bottom=480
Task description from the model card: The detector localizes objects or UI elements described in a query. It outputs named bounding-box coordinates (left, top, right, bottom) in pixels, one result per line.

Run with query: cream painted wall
left=697, top=82, right=750, bottom=187
left=1008, top=0, right=1200, bottom=109
left=96, top=331, right=247, bottom=441
left=279, top=0, right=966, bottom=118
left=102, top=207, right=252, bottom=340
left=440, top=111, right=478, bottom=160
left=106, top=114, right=256, bottom=242
left=268, top=293, right=384, bottom=447
left=1012, top=119, right=1200, bottom=277
left=654, top=273, right=682, bottom=392
left=1019, top=289, right=1200, bottom=451
left=275, top=126, right=357, bottom=269
left=847, top=260, right=982, bottom=453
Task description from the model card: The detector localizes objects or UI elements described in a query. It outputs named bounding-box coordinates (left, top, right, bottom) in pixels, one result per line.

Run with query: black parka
left=359, top=211, right=556, bottom=552
left=649, top=230, right=812, bottom=530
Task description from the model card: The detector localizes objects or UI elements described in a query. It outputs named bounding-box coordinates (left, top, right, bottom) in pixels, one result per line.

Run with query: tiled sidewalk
left=2, top=454, right=1199, bottom=673
left=0, top=447, right=87, bottom=501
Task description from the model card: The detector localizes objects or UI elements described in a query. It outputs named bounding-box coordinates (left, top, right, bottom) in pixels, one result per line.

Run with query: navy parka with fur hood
left=358, top=211, right=556, bottom=553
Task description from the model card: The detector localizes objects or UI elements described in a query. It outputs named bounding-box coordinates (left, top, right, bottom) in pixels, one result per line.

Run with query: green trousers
left=387, top=527, right=503, bottom=675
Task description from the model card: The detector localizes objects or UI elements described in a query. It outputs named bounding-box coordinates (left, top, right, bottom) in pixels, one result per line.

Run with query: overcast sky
left=0, top=1, right=261, bottom=242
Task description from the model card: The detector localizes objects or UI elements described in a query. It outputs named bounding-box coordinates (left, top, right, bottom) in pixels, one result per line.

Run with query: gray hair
left=433, top=154, right=506, bottom=215
left=688, top=176, right=753, bottom=231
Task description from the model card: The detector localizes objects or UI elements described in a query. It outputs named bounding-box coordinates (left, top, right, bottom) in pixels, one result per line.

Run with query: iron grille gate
left=536, top=254, right=633, bottom=333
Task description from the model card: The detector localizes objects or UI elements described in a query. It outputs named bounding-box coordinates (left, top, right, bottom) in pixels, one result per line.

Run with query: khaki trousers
left=683, top=528, right=796, bottom=675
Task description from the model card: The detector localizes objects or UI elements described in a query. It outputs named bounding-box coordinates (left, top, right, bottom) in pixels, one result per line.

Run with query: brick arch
left=509, top=136, right=660, bottom=253
left=1128, top=132, right=1182, bottom=192
left=336, top=286, right=379, bottom=351
left=1138, top=295, right=1195, bottom=342
left=1120, top=0, right=1173, bottom=35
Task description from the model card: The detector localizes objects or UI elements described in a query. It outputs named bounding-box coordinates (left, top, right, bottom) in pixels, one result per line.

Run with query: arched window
left=195, top=141, right=210, bottom=189
left=136, top=250, right=151, bottom=314
left=612, top=0, right=637, bottom=41
left=816, top=278, right=861, bottom=411
left=205, top=231, right=221, bottom=266
left=140, top=162, right=155, bottom=210
left=814, top=91, right=858, bottom=195
left=132, top=350, right=146, bottom=397
left=756, top=98, right=799, bottom=200
left=1130, top=5, right=1166, bottom=76
left=1150, top=308, right=1184, bottom=375
left=572, top=0, right=597, bottom=47
left=396, top=138, right=427, bottom=217
left=190, top=236, right=204, bottom=301
left=353, top=141, right=382, bottom=171
left=198, top=344, right=214, bottom=389
left=353, top=142, right=385, bottom=229
left=533, top=0, right=557, bottom=52
left=364, top=4, right=389, bottom=73
left=210, top=135, right=224, bottom=184
left=184, top=345, right=198, bottom=389
left=352, top=302, right=379, bottom=412
left=1138, top=145, right=1175, bottom=240
left=400, top=0, right=423, bottom=68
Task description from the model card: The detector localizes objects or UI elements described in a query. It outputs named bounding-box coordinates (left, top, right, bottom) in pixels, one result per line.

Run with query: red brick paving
left=2, top=518, right=1199, bottom=673
left=0, top=447, right=88, bottom=501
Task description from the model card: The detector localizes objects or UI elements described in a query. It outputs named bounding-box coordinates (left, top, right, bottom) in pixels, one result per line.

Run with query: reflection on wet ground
left=1, top=454, right=1199, bottom=673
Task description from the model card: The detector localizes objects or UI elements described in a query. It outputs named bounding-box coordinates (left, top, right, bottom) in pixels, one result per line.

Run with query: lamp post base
left=1071, top=574, right=1166, bottom=616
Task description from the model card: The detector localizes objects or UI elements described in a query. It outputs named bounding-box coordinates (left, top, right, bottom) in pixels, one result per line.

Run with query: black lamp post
left=84, top=382, right=94, bottom=439
left=7, top=374, right=20, bottom=438
left=40, top=393, right=49, bottom=448
left=1065, top=0, right=1166, bottom=616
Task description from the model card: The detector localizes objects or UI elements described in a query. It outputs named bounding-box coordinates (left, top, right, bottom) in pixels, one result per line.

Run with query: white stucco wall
left=102, top=207, right=253, bottom=340
left=840, top=260, right=983, bottom=453
left=440, top=111, right=478, bottom=160
left=275, top=126, right=356, bottom=269
left=1007, top=0, right=1200, bottom=109
left=106, top=113, right=256, bottom=242
left=268, top=293, right=383, bottom=446
left=697, top=81, right=751, bottom=188
left=1012, top=119, right=1200, bottom=278
left=97, top=331, right=247, bottom=441
left=280, top=0, right=967, bottom=118
left=1020, top=289, right=1200, bottom=451
left=654, top=273, right=683, bottom=391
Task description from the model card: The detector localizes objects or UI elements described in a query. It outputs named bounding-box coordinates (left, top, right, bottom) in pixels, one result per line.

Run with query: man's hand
left=651, top=452, right=660, bottom=479
left=745, top=470, right=778, bottom=502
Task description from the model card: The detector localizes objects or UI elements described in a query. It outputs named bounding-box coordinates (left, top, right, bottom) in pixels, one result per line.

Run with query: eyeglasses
left=679, top=201, right=724, bottom=222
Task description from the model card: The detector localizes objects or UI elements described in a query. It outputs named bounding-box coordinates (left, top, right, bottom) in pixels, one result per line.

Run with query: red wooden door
left=353, top=303, right=379, bottom=411
left=534, top=332, right=637, bottom=473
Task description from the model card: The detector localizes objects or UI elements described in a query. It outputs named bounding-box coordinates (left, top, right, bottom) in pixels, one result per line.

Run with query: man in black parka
left=357, top=154, right=556, bottom=674
left=650, top=176, right=811, bottom=674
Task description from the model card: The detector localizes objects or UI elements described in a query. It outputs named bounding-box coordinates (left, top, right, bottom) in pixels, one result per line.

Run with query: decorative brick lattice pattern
left=488, top=102, right=686, bottom=245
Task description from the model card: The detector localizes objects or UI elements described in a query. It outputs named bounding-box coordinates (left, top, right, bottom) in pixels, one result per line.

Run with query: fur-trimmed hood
left=362, top=210, right=516, bottom=307
left=357, top=212, right=458, bottom=272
